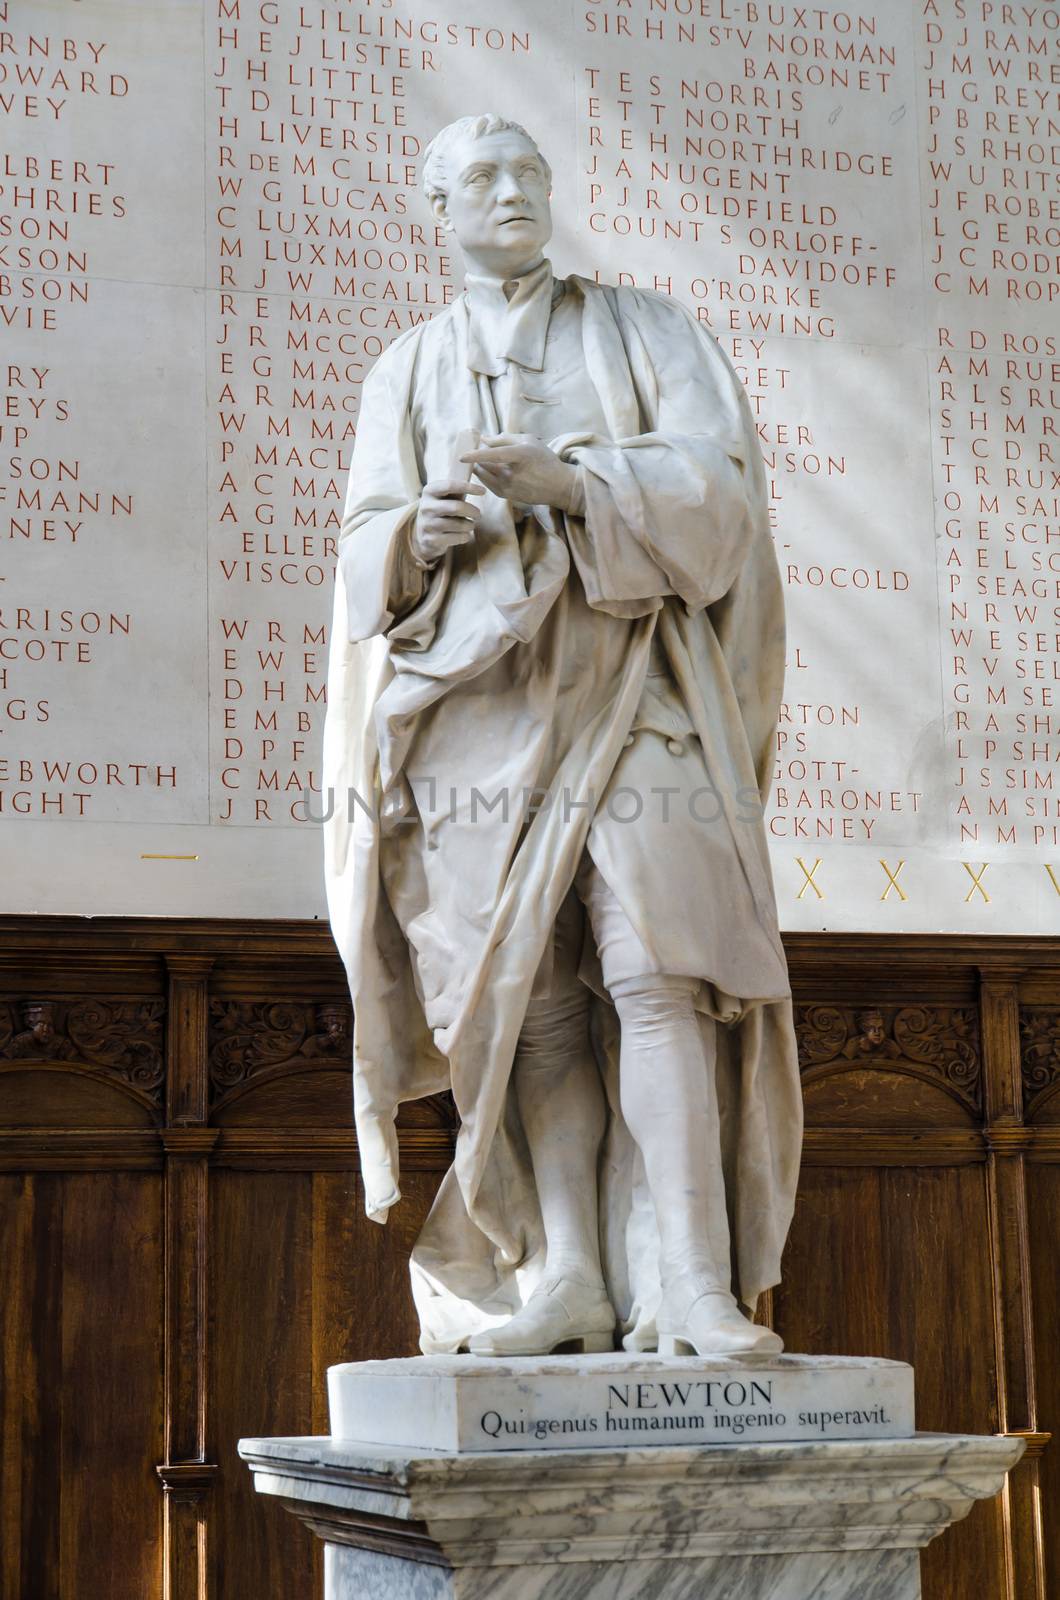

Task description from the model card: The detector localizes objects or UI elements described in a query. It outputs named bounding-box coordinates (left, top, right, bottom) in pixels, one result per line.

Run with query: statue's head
left=423, top=114, right=552, bottom=277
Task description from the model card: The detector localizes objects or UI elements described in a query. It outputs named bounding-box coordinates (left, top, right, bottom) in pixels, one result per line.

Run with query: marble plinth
left=239, top=1431, right=1024, bottom=1600
left=327, top=1353, right=913, bottom=1453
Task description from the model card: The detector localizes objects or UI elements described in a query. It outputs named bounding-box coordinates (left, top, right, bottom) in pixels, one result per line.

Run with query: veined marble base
left=323, top=1544, right=920, bottom=1599
left=328, top=1352, right=913, bottom=1453
left=239, top=1431, right=1024, bottom=1600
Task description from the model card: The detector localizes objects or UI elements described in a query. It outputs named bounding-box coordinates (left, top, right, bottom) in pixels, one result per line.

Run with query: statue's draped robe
left=323, top=276, right=803, bottom=1352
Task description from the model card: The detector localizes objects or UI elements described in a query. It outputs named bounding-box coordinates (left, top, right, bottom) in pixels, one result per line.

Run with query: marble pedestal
left=239, top=1430, right=1024, bottom=1599
left=327, top=1352, right=914, bottom=1452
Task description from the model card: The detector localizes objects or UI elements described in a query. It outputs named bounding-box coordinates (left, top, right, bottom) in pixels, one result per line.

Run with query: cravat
left=464, top=258, right=554, bottom=377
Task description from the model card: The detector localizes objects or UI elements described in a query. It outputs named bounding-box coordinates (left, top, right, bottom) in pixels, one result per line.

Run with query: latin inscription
left=476, top=1376, right=893, bottom=1443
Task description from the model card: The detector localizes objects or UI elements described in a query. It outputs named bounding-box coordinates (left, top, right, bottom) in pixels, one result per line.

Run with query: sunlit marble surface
left=327, top=1351, right=914, bottom=1453
left=240, top=1430, right=1023, bottom=1600
left=324, top=1545, right=919, bottom=1600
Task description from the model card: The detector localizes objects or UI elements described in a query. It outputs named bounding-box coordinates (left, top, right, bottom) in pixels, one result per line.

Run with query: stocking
left=610, top=974, right=730, bottom=1290
left=514, top=983, right=607, bottom=1288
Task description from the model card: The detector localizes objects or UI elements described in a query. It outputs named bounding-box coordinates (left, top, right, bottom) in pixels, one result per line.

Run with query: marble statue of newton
left=323, top=114, right=804, bottom=1359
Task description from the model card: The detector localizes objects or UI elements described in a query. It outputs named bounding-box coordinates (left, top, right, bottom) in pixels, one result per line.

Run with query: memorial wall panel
left=2, top=0, right=1058, bottom=932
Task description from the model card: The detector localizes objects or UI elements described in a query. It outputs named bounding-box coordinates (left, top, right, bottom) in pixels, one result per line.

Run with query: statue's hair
left=422, top=114, right=551, bottom=204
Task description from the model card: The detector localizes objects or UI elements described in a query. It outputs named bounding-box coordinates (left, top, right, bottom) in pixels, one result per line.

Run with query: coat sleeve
left=561, top=291, right=761, bottom=616
left=338, top=350, right=448, bottom=644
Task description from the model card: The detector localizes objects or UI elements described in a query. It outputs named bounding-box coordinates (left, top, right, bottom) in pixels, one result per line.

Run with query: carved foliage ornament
left=207, top=1000, right=458, bottom=1127
left=208, top=1000, right=352, bottom=1092
left=794, top=1003, right=982, bottom=1113
left=0, top=997, right=166, bottom=1100
left=1020, top=1009, right=1060, bottom=1115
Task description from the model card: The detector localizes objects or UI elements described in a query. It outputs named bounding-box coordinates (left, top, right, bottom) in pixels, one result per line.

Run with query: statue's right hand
left=409, top=479, right=486, bottom=567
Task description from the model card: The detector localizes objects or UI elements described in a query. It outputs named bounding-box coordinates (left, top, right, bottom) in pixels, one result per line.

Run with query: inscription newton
left=606, top=1378, right=775, bottom=1409
left=328, top=1354, right=912, bottom=1454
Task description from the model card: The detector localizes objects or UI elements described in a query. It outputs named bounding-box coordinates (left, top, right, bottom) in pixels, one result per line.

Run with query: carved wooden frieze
left=207, top=998, right=459, bottom=1127
left=208, top=1000, right=352, bottom=1096
left=0, top=997, right=166, bottom=1102
left=1020, top=1009, right=1060, bottom=1119
left=794, top=1003, right=982, bottom=1115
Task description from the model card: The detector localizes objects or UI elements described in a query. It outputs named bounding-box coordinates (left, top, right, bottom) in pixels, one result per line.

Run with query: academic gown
left=322, top=271, right=803, bottom=1352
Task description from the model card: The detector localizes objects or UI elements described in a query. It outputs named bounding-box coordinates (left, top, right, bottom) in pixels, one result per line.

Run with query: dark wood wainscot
left=0, top=918, right=1057, bottom=1600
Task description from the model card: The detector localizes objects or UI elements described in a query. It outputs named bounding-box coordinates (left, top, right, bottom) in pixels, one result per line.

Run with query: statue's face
left=433, top=129, right=552, bottom=275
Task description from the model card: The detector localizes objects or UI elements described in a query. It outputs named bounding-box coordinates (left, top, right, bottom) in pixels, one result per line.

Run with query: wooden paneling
left=778, top=1164, right=1004, bottom=1600
left=1, top=1175, right=62, bottom=1600
left=208, top=1168, right=436, bottom=1600
left=61, top=1173, right=165, bottom=1600
left=1028, top=1165, right=1060, bottom=1600
left=210, top=1170, right=317, bottom=1600
left=0, top=1172, right=164, bottom=1600
left=0, top=917, right=1057, bottom=1599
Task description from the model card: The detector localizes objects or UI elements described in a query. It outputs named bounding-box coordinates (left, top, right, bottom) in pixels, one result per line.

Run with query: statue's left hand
left=461, top=433, right=580, bottom=511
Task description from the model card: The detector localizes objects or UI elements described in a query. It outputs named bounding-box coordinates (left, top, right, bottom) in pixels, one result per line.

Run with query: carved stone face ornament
left=430, top=129, right=553, bottom=279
